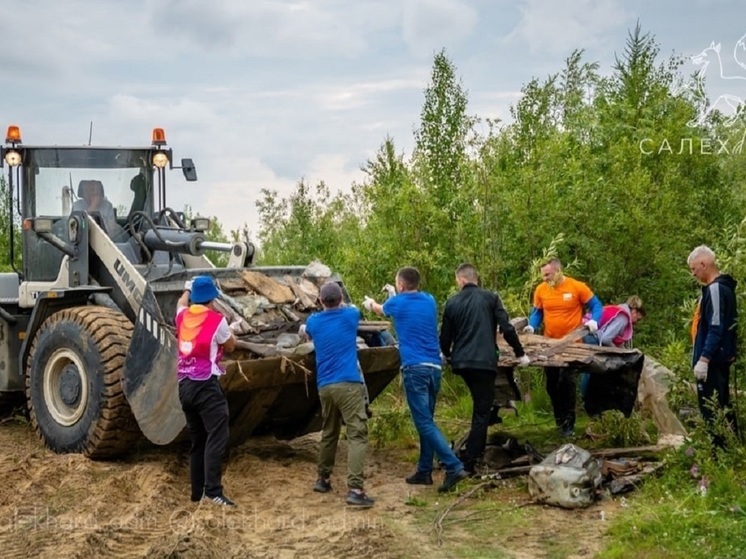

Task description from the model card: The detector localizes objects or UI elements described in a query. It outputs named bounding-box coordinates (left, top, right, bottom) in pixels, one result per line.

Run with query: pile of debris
left=474, top=438, right=665, bottom=508
left=208, top=262, right=391, bottom=359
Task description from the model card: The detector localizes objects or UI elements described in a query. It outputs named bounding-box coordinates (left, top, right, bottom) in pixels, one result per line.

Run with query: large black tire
left=26, top=306, right=141, bottom=459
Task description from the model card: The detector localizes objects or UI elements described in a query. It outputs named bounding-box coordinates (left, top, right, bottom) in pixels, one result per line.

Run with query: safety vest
left=600, top=305, right=633, bottom=346
left=176, top=305, right=225, bottom=381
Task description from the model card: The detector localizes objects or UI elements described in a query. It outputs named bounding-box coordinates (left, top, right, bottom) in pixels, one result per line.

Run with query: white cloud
left=506, top=0, right=630, bottom=56
left=4, top=0, right=746, bottom=247
left=315, top=76, right=426, bottom=111
left=402, top=0, right=479, bottom=57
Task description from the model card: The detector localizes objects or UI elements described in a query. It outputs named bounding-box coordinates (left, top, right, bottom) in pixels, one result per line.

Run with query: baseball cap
left=320, top=282, right=343, bottom=305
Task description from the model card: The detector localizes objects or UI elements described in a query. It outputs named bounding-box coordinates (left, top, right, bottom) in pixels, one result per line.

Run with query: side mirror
left=181, top=158, right=197, bottom=182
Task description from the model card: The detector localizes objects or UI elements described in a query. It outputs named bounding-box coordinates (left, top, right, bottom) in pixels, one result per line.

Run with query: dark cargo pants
left=178, top=376, right=230, bottom=500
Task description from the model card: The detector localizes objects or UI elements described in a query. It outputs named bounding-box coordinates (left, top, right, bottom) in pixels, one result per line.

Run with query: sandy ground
left=0, top=415, right=624, bottom=559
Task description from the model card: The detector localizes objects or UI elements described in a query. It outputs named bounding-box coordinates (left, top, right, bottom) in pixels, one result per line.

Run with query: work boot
left=313, top=478, right=332, bottom=493
left=346, top=489, right=375, bottom=508
left=405, top=471, right=433, bottom=485
left=438, top=469, right=469, bottom=493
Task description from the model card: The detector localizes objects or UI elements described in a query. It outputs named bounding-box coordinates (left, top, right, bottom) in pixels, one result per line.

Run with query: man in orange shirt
left=523, top=258, right=603, bottom=437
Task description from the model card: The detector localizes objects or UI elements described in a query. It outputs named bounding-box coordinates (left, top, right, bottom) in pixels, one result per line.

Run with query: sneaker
left=313, top=478, right=332, bottom=493
left=438, top=469, right=469, bottom=493
left=346, top=489, right=375, bottom=508
left=191, top=490, right=204, bottom=503
left=405, top=471, right=433, bottom=485
left=206, top=494, right=236, bottom=507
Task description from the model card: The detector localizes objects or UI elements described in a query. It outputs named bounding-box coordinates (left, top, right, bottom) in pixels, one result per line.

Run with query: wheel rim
left=43, top=348, right=90, bottom=426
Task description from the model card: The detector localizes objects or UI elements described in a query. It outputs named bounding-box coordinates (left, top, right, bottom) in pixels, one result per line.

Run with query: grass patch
left=598, top=429, right=746, bottom=559
left=370, top=352, right=746, bottom=559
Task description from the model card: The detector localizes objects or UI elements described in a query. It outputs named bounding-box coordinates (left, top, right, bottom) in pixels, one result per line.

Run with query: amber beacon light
left=151, top=128, right=167, bottom=146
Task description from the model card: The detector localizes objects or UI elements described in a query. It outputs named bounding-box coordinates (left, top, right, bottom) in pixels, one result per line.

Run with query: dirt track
left=0, top=416, right=621, bottom=558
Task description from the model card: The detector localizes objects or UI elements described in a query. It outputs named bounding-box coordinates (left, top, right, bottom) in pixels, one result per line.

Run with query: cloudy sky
left=2, top=0, right=744, bottom=236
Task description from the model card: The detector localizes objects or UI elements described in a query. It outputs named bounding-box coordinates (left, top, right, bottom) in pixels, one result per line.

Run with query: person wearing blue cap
left=176, top=275, right=238, bottom=506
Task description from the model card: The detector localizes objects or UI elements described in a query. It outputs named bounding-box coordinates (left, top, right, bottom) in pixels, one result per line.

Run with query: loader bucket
left=221, top=346, right=400, bottom=446
left=122, top=265, right=401, bottom=447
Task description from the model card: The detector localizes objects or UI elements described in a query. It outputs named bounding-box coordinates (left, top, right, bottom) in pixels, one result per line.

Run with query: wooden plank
left=241, top=270, right=295, bottom=304
left=357, top=320, right=392, bottom=332
left=285, top=275, right=318, bottom=309
left=589, top=445, right=668, bottom=459
left=537, top=325, right=590, bottom=358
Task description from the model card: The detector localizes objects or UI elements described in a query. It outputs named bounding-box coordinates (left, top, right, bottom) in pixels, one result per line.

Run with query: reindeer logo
left=688, top=32, right=746, bottom=128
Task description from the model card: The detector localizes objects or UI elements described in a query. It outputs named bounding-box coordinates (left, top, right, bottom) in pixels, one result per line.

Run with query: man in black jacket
left=688, top=245, right=739, bottom=447
left=440, top=263, right=531, bottom=474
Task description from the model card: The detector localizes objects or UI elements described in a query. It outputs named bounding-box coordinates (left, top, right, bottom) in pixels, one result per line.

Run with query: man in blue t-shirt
left=304, top=281, right=374, bottom=508
left=363, top=267, right=468, bottom=493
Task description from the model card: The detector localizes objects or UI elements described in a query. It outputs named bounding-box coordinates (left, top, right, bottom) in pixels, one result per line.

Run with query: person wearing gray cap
left=304, top=281, right=375, bottom=508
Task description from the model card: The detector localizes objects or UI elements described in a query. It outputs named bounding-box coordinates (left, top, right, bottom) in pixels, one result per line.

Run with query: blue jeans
left=402, top=365, right=463, bottom=474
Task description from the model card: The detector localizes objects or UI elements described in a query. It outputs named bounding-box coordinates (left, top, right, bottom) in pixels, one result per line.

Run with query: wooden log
left=234, top=340, right=279, bottom=357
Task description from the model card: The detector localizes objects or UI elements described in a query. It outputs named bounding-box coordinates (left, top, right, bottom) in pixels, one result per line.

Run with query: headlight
left=191, top=216, right=210, bottom=232
left=32, top=218, right=53, bottom=233
left=4, top=150, right=21, bottom=167
left=152, top=152, right=169, bottom=168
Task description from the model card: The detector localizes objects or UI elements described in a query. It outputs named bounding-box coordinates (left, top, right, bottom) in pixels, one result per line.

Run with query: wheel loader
left=0, top=125, right=400, bottom=458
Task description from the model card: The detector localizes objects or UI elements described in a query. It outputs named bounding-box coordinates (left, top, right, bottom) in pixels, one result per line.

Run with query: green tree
left=0, top=177, right=22, bottom=272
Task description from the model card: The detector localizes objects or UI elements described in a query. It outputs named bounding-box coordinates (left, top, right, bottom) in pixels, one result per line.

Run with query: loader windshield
left=20, top=147, right=154, bottom=281
left=22, top=147, right=153, bottom=222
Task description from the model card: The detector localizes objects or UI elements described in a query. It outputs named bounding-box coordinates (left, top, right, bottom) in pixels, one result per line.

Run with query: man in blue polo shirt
left=364, top=267, right=468, bottom=493
left=305, top=281, right=374, bottom=507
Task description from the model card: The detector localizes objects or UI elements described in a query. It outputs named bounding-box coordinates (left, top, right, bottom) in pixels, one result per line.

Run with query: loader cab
left=10, top=146, right=156, bottom=282
left=0, top=126, right=197, bottom=286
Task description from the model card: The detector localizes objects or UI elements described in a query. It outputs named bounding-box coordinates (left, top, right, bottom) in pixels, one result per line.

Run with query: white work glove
left=517, top=355, right=531, bottom=367
left=381, top=284, right=396, bottom=299
left=298, top=324, right=307, bottom=338
left=585, top=319, right=599, bottom=334
left=523, top=325, right=535, bottom=334
left=693, top=360, right=708, bottom=382
left=184, top=280, right=192, bottom=291
left=362, top=296, right=376, bottom=311
left=229, top=319, right=243, bottom=334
